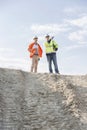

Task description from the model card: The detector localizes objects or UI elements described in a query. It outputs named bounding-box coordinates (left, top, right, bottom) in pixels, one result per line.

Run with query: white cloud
left=66, top=15, right=87, bottom=28
left=63, top=44, right=87, bottom=51
left=64, top=15, right=87, bottom=44
left=0, top=48, right=15, bottom=52
left=30, top=24, right=70, bottom=35
left=68, top=30, right=87, bottom=44
left=0, top=47, right=15, bottom=59
left=64, top=7, right=86, bottom=17
left=0, top=47, right=29, bottom=71
left=0, top=57, right=29, bottom=71
left=64, top=7, right=78, bottom=14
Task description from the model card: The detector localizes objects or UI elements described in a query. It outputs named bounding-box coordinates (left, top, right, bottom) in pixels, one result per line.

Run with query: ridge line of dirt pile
left=35, top=74, right=79, bottom=114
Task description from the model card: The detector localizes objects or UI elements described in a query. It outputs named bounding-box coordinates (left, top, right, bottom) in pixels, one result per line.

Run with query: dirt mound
left=0, top=68, right=87, bottom=130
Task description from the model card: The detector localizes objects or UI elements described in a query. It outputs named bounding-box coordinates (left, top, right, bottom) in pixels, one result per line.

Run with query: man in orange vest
left=28, top=36, right=43, bottom=72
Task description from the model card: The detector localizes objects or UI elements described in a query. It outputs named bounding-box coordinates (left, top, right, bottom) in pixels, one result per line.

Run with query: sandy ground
left=0, top=68, right=87, bottom=130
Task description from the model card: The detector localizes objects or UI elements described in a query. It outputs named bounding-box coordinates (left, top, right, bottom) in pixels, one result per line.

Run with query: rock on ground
left=0, top=68, right=87, bottom=130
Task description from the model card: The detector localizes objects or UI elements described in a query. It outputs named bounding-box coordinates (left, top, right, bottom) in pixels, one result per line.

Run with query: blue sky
left=0, top=0, right=87, bottom=74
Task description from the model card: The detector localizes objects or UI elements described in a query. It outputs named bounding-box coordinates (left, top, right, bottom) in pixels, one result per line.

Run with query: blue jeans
left=46, top=53, right=59, bottom=73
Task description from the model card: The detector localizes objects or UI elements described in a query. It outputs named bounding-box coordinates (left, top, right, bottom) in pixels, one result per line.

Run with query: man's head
left=45, top=35, right=50, bottom=41
left=33, top=36, right=38, bottom=43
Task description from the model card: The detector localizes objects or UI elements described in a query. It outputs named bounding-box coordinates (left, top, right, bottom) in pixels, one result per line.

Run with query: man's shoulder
left=29, top=42, right=35, bottom=47
left=51, top=40, right=56, bottom=42
left=51, top=40, right=57, bottom=44
left=44, top=41, right=49, bottom=44
left=30, top=42, right=34, bottom=45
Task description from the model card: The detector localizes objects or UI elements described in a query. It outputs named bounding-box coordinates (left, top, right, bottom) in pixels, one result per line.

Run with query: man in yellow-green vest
left=44, top=35, right=59, bottom=74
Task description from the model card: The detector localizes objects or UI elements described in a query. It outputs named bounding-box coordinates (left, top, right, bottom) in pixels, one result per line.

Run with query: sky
left=0, top=0, right=87, bottom=74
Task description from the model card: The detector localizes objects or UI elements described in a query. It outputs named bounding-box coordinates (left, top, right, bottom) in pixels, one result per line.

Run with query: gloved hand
left=55, top=48, right=58, bottom=51
left=38, top=58, right=40, bottom=61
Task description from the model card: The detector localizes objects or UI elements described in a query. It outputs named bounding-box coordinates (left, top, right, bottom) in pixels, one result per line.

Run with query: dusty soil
left=0, top=68, right=87, bottom=130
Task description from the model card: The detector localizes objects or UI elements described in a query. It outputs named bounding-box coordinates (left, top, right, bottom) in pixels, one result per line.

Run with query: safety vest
left=44, top=40, right=58, bottom=54
left=28, top=43, right=43, bottom=58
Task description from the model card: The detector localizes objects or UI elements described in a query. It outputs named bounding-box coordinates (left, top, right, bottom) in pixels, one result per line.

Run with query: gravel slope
left=0, top=68, right=87, bottom=130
